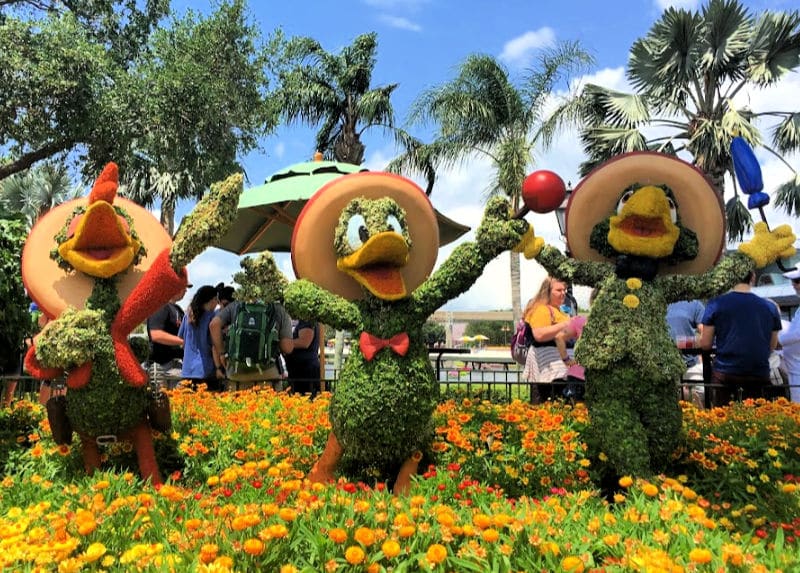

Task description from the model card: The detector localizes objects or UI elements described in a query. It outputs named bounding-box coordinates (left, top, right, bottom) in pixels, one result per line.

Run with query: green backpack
left=226, top=302, right=279, bottom=380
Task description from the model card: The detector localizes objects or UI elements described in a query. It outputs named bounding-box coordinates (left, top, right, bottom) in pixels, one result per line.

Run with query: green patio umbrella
left=214, top=157, right=470, bottom=255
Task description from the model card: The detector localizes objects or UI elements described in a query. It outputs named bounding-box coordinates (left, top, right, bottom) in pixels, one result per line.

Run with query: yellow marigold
left=269, top=524, right=288, bottom=539
left=618, top=476, right=633, bottom=488
left=426, top=543, right=448, bottom=565
left=199, top=544, right=219, bottom=564
left=782, top=483, right=797, bottom=494
left=622, top=294, right=640, bottom=309
left=354, top=527, right=376, bottom=546
left=409, top=495, right=426, bottom=507
left=279, top=508, right=297, bottom=522
left=688, top=548, right=712, bottom=564
left=561, top=556, right=585, bottom=572
left=83, top=542, right=107, bottom=562
left=481, top=528, right=500, bottom=543
left=641, top=483, right=659, bottom=497
left=93, top=480, right=110, bottom=491
left=328, top=528, right=348, bottom=544
left=602, top=534, right=620, bottom=546
left=625, top=278, right=642, bottom=289
left=280, top=566, right=299, bottom=573
left=243, top=538, right=264, bottom=556
left=721, top=544, right=744, bottom=566
left=382, top=540, right=401, bottom=558
left=344, top=546, right=365, bottom=565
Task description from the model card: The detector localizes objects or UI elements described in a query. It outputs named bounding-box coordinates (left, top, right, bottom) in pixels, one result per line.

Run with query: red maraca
left=515, top=170, right=566, bottom=218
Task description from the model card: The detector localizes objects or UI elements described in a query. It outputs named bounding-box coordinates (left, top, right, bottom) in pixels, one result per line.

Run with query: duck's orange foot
left=307, top=432, right=343, bottom=484
left=393, top=450, right=423, bottom=495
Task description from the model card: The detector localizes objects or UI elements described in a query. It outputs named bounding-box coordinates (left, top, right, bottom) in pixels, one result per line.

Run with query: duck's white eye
left=616, top=190, right=635, bottom=215
left=666, top=196, right=677, bottom=223
left=346, top=214, right=368, bottom=250
left=386, top=214, right=402, bottom=234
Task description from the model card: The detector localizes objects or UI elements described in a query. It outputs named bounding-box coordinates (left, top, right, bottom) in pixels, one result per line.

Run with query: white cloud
left=499, top=28, right=556, bottom=69
left=654, top=0, right=699, bottom=11
left=273, top=141, right=286, bottom=160
left=378, top=15, right=422, bottom=32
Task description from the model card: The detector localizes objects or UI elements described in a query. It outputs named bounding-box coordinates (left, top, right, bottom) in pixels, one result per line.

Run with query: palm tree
left=578, top=0, right=800, bottom=241
left=0, top=162, right=83, bottom=229
left=387, top=42, right=594, bottom=323
left=274, top=32, right=398, bottom=164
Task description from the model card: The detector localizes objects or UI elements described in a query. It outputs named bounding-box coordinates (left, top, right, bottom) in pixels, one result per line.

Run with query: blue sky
left=171, top=0, right=800, bottom=311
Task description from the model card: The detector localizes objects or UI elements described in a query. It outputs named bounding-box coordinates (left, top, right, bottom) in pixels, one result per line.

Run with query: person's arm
left=770, top=330, right=779, bottom=352
left=149, top=329, right=183, bottom=347
left=528, top=306, right=568, bottom=343
left=554, top=330, right=575, bottom=365
left=293, top=326, right=315, bottom=350
left=699, top=325, right=715, bottom=350
left=277, top=304, right=294, bottom=355
left=209, top=315, right=227, bottom=369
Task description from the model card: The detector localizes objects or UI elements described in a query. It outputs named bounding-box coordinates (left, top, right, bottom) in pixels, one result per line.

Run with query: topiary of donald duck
left=247, top=171, right=528, bottom=493
left=518, top=152, right=796, bottom=479
left=22, top=162, right=242, bottom=485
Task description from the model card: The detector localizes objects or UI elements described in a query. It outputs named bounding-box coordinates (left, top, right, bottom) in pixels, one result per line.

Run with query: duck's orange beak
left=57, top=201, right=141, bottom=278
left=336, top=231, right=409, bottom=300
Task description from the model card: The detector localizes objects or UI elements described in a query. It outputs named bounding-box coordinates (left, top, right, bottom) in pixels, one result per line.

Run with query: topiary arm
left=284, top=279, right=361, bottom=331
left=412, top=196, right=527, bottom=316
left=656, top=252, right=755, bottom=302
left=536, top=244, right=613, bottom=287
left=169, top=173, right=243, bottom=271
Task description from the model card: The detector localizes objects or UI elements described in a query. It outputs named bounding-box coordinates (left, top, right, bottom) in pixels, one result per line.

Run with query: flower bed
left=1, top=388, right=799, bottom=572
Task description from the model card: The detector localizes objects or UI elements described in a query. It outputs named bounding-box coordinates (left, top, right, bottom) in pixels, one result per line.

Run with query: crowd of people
left=145, top=282, right=322, bottom=397
left=520, top=269, right=800, bottom=408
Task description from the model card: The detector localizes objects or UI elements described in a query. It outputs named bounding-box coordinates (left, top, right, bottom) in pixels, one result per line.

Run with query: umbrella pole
left=319, top=324, right=326, bottom=392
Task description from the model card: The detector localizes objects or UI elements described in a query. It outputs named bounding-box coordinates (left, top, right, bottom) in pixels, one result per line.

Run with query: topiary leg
left=639, top=381, right=682, bottom=473
left=307, top=432, right=343, bottom=484
left=393, top=451, right=423, bottom=495
left=80, top=434, right=102, bottom=475
left=129, top=420, right=162, bottom=486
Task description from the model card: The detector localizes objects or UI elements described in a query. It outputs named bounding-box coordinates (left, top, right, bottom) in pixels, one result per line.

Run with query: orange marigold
left=689, top=548, right=712, bottom=564
left=345, top=546, right=365, bottom=565
left=426, top=543, right=448, bottom=565
left=382, top=540, right=401, bottom=558
left=243, top=538, right=264, bottom=556
left=561, top=556, right=585, bottom=572
left=354, top=527, right=376, bottom=546
left=329, top=528, right=348, bottom=544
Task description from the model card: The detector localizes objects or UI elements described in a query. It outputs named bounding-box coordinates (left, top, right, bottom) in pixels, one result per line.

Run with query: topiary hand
left=170, top=173, right=243, bottom=271
left=233, top=250, right=288, bottom=302
left=475, top=196, right=529, bottom=255
left=738, top=222, right=796, bottom=268
left=512, top=225, right=546, bottom=259
left=35, top=308, right=107, bottom=370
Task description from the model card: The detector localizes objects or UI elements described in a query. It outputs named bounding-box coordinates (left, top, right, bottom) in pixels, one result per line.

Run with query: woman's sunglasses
left=792, top=278, right=800, bottom=285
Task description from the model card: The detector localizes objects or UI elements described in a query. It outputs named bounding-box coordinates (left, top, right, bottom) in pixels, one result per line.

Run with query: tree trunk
left=0, top=139, right=72, bottom=180
left=161, top=199, right=176, bottom=237
left=510, top=250, right=522, bottom=324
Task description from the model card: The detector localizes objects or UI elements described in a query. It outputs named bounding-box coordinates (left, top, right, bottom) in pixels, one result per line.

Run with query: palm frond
left=746, top=11, right=800, bottom=86
left=725, top=195, right=753, bottom=242
left=698, top=0, right=751, bottom=81
left=771, top=112, right=800, bottom=154
left=774, top=174, right=800, bottom=217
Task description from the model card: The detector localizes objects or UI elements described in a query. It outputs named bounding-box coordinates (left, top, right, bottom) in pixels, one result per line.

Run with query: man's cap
left=186, top=283, right=193, bottom=288
left=782, top=268, right=800, bottom=280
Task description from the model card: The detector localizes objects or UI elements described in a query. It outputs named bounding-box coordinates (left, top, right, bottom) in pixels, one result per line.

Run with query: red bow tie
left=359, top=331, right=410, bottom=361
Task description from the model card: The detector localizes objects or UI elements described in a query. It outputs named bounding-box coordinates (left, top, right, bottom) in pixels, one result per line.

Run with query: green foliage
left=1, top=1, right=277, bottom=236
left=422, top=321, right=446, bottom=346
left=0, top=401, right=41, bottom=474
left=579, top=0, right=800, bottom=239
left=0, top=162, right=83, bottom=229
left=0, top=216, right=30, bottom=374
left=464, top=321, right=511, bottom=345
left=272, top=31, right=397, bottom=164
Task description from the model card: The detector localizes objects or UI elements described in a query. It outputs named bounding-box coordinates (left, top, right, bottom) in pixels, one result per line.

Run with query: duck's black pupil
left=359, top=226, right=369, bottom=243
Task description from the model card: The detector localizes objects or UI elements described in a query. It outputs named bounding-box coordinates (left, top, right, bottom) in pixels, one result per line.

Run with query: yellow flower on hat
left=626, top=278, right=642, bottom=290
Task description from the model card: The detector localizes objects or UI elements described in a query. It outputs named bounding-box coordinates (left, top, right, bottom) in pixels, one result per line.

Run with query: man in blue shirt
left=700, top=270, right=782, bottom=406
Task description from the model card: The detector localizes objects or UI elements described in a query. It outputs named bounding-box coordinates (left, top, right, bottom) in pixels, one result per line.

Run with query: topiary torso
left=37, top=279, right=147, bottom=436
left=330, top=297, right=437, bottom=476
